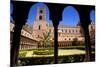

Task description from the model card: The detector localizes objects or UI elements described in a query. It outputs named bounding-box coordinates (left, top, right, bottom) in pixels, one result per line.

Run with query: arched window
left=69, top=30, right=71, bottom=33
left=39, top=15, right=42, bottom=20
left=65, top=30, right=67, bottom=33
left=72, top=30, right=74, bottom=33
left=76, top=30, right=78, bottom=33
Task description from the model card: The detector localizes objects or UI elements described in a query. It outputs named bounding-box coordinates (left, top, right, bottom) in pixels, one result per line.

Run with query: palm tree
left=38, top=30, right=52, bottom=48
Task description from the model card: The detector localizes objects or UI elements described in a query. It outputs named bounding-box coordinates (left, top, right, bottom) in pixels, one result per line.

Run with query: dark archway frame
left=10, top=1, right=95, bottom=67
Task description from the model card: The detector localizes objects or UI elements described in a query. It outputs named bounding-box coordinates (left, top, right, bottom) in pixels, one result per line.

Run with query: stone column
left=11, top=1, right=33, bottom=67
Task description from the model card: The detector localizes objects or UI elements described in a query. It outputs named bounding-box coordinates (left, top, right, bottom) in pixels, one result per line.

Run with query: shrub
left=33, top=49, right=54, bottom=55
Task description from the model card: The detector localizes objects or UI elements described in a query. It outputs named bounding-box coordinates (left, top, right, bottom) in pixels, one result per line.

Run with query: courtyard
left=18, top=47, right=95, bottom=66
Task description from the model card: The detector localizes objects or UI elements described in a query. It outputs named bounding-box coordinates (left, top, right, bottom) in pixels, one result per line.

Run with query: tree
left=38, top=30, right=52, bottom=48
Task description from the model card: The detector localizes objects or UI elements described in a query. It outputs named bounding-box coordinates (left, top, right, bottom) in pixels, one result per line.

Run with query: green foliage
left=33, top=49, right=54, bottom=55
left=38, top=31, right=52, bottom=48
left=19, top=52, right=27, bottom=58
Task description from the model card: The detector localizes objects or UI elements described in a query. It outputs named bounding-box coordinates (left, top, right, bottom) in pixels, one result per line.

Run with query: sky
left=10, top=2, right=95, bottom=26
left=90, top=10, right=95, bottom=22
left=10, top=3, right=13, bottom=21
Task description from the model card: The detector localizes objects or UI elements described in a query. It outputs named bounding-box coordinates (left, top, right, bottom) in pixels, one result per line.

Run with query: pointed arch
left=27, top=2, right=51, bottom=25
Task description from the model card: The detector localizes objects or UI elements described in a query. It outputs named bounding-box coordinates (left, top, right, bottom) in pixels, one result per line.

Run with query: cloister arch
left=27, top=2, right=51, bottom=25
left=60, top=6, right=80, bottom=26
left=58, top=6, right=84, bottom=48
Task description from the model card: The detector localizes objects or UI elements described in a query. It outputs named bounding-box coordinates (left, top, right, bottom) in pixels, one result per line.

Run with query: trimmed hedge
left=33, top=50, right=54, bottom=55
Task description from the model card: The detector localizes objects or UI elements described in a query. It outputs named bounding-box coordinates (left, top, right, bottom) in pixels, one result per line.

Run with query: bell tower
left=32, top=6, right=48, bottom=39
left=35, top=6, right=46, bottom=21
